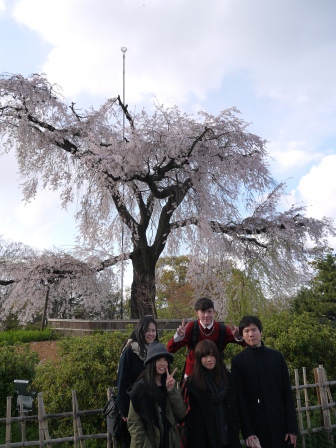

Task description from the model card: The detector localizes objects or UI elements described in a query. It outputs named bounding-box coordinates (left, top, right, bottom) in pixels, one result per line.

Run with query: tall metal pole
left=121, top=47, right=127, bottom=140
left=120, top=47, right=127, bottom=319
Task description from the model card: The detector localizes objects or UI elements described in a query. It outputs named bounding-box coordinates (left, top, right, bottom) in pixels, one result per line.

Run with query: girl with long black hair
left=127, top=342, right=187, bottom=448
left=117, top=316, right=159, bottom=447
left=183, top=339, right=241, bottom=448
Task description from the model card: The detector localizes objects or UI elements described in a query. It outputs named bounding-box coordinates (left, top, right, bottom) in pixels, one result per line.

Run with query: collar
left=247, top=340, right=265, bottom=350
left=199, top=320, right=214, bottom=330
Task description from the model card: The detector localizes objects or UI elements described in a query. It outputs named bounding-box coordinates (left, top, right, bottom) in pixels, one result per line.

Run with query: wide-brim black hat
left=144, top=342, right=174, bottom=366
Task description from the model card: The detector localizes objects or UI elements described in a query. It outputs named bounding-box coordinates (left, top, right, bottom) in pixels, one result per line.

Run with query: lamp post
left=120, top=46, right=127, bottom=319
left=121, top=47, right=127, bottom=140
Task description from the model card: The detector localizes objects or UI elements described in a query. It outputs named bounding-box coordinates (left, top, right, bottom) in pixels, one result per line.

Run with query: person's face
left=242, top=324, right=262, bottom=348
left=201, top=353, right=216, bottom=370
left=145, top=322, right=157, bottom=344
left=196, top=308, right=214, bottom=326
left=155, top=357, right=168, bottom=375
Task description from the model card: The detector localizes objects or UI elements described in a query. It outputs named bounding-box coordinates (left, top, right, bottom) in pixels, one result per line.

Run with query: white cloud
left=9, top=0, right=336, bottom=108
left=267, top=140, right=324, bottom=172
left=292, top=155, right=336, bottom=219
left=0, top=152, right=78, bottom=249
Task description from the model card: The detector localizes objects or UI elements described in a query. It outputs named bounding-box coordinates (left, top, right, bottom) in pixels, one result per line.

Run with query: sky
left=0, top=0, right=336, bottom=253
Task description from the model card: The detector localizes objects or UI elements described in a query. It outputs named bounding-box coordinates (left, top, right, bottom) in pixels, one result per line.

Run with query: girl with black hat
left=127, top=342, right=187, bottom=448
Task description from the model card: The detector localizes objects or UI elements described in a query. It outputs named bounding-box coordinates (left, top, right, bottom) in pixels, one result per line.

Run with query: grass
left=299, top=429, right=336, bottom=448
left=0, top=328, right=60, bottom=345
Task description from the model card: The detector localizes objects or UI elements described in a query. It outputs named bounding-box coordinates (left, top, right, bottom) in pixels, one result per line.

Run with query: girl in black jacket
left=116, top=316, right=159, bottom=448
left=183, top=340, right=241, bottom=448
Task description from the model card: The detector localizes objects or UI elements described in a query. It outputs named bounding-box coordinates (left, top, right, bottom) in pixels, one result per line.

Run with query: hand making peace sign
left=228, top=321, right=240, bottom=339
left=166, top=367, right=177, bottom=392
left=177, top=318, right=188, bottom=338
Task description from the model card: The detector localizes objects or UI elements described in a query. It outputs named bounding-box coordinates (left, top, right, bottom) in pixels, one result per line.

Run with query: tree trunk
left=41, top=285, right=50, bottom=331
left=130, top=247, right=157, bottom=318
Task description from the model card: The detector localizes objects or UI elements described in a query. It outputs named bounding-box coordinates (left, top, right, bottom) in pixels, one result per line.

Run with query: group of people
left=115, top=297, right=298, bottom=448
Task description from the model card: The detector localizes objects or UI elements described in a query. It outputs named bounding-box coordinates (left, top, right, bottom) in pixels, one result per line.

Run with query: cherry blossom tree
left=0, top=240, right=118, bottom=324
left=0, top=73, right=335, bottom=318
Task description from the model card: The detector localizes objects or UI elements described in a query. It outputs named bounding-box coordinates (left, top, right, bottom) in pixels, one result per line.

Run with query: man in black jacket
left=231, top=315, right=298, bottom=448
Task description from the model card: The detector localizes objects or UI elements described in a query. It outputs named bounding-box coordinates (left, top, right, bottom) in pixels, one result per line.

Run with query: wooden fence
left=48, top=318, right=184, bottom=336
left=294, top=365, right=336, bottom=447
left=0, top=390, right=112, bottom=448
left=1, top=365, right=336, bottom=447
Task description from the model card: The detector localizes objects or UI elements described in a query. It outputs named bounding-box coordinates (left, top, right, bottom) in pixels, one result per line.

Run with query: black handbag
left=103, top=389, right=123, bottom=440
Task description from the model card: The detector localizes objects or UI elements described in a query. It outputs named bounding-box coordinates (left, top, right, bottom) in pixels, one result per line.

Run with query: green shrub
left=34, top=332, right=127, bottom=412
left=32, top=331, right=126, bottom=446
left=261, top=311, right=336, bottom=381
left=0, top=343, right=39, bottom=416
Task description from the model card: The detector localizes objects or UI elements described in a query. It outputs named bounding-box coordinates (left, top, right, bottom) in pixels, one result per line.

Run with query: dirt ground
left=29, top=340, right=60, bottom=364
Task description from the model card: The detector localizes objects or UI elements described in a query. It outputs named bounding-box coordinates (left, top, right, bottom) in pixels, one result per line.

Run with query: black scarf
left=204, top=370, right=228, bottom=447
left=157, top=385, right=170, bottom=448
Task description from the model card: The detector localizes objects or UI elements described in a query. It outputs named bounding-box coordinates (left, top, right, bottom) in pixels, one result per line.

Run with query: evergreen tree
left=292, top=253, right=336, bottom=320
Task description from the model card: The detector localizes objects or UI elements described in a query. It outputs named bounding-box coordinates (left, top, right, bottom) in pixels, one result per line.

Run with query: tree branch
left=96, top=252, right=131, bottom=271
left=0, top=279, right=15, bottom=286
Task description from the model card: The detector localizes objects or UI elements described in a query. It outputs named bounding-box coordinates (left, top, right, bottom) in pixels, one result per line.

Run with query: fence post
left=106, top=388, right=112, bottom=448
left=316, top=366, right=333, bottom=444
left=38, top=393, right=51, bottom=448
left=294, top=369, right=305, bottom=448
left=38, top=393, right=46, bottom=447
left=5, top=396, right=11, bottom=448
left=17, top=395, right=27, bottom=444
left=72, top=390, right=85, bottom=448
left=302, top=367, right=311, bottom=431
left=73, top=390, right=78, bottom=448
left=318, top=366, right=334, bottom=445
left=319, top=364, right=336, bottom=420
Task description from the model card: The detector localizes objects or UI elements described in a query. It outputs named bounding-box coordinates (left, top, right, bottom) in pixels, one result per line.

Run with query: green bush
left=32, top=331, right=126, bottom=446
left=261, top=311, right=336, bottom=380
left=0, top=343, right=39, bottom=416
left=34, top=332, right=127, bottom=412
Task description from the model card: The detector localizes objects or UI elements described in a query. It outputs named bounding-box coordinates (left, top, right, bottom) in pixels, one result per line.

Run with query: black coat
left=184, top=372, right=241, bottom=448
left=231, top=344, right=298, bottom=448
left=116, top=345, right=146, bottom=417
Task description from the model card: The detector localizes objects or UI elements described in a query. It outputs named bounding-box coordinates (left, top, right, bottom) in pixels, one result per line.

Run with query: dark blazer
left=231, top=344, right=298, bottom=448
left=116, top=345, right=146, bottom=417
left=184, top=372, right=242, bottom=448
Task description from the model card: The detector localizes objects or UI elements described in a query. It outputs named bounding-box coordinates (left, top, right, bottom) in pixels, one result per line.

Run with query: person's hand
left=229, top=321, right=240, bottom=339
left=122, top=416, right=128, bottom=422
left=166, top=367, right=177, bottom=392
left=285, top=433, right=297, bottom=447
left=176, top=318, right=187, bottom=338
left=246, top=435, right=261, bottom=447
